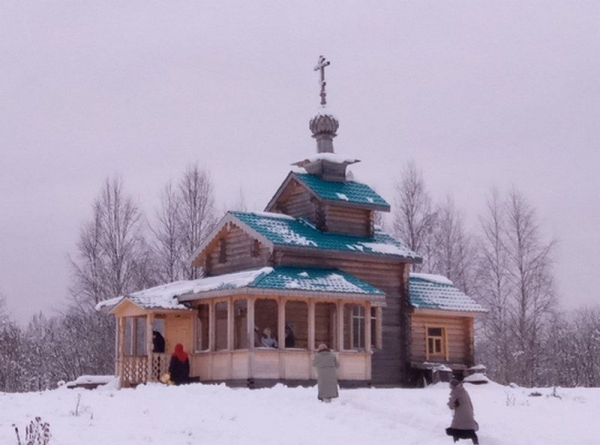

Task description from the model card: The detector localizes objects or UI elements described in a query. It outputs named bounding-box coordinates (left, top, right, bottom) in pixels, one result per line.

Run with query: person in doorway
left=261, top=327, right=278, bottom=348
left=312, top=343, right=339, bottom=403
left=168, top=343, right=190, bottom=385
left=285, top=324, right=296, bottom=348
left=445, top=378, right=479, bottom=444
left=152, top=331, right=165, bottom=353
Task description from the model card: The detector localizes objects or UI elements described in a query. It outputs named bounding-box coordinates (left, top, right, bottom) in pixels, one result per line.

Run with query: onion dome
left=309, top=108, right=339, bottom=153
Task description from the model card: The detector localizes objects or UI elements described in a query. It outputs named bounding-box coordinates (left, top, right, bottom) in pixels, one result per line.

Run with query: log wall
left=207, top=225, right=269, bottom=276
left=325, top=205, right=372, bottom=237
left=410, top=313, right=474, bottom=366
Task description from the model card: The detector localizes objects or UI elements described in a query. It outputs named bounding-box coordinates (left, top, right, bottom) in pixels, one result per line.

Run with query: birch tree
left=391, top=160, right=437, bottom=271
left=176, top=165, right=216, bottom=279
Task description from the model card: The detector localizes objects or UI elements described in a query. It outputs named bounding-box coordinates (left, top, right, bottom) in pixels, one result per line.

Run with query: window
left=343, top=304, right=365, bottom=350
left=251, top=239, right=260, bottom=258
left=426, top=326, right=446, bottom=359
left=218, top=239, right=227, bottom=263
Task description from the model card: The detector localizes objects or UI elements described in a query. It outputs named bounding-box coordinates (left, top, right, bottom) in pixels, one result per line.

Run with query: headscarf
left=172, top=343, right=188, bottom=363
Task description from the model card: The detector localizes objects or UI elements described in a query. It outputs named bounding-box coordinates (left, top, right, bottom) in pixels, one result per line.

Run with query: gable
left=190, top=212, right=276, bottom=269
left=265, top=171, right=390, bottom=213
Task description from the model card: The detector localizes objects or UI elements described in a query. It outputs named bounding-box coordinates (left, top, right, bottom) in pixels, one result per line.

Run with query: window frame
left=425, top=325, right=448, bottom=360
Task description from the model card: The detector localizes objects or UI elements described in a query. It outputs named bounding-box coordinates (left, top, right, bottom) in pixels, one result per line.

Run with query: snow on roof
left=295, top=173, right=390, bottom=208
left=410, top=273, right=453, bottom=286
left=232, top=211, right=421, bottom=261
left=252, top=267, right=384, bottom=296
left=304, top=153, right=359, bottom=164
left=96, top=268, right=274, bottom=312
left=97, top=267, right=384, bottom=311
left=409, top=273, right=486, bottom=313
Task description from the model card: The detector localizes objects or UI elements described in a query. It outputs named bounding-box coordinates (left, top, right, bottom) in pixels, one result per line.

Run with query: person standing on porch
left=168, top=343, right=190, bottom=385
left=312, top=343, right=339, bottom=403
left=261, top=327, right=278, bottom=348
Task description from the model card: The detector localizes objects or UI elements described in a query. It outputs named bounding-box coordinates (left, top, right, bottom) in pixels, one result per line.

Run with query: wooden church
left=97, top=57, right=486, bottom=388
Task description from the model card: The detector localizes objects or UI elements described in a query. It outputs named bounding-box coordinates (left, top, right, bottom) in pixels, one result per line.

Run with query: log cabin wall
left=324, top=205, right=373, bottom=237
left=206, top=225, right=269, bottom=276
left=278, top=185, right=316, bottom=223
left=410, top=313, right=474, bottom=366
left=273, top=249, right=411, bottom=385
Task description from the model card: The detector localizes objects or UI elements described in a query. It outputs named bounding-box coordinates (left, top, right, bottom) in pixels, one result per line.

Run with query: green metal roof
left=295, top=173, right=390, bottom=208
left=231, top=211, right=421, bottom=261
left=251, top=267, right=384, bottom=295
left=409, top=274, right=486, bottom=313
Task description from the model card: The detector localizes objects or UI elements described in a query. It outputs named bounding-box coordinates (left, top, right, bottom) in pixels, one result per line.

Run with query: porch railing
left=121, top=353, right=169, bottom=386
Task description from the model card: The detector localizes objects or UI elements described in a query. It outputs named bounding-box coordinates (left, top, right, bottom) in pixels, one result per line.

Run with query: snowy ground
left=0, top=380, right=597, bottom=445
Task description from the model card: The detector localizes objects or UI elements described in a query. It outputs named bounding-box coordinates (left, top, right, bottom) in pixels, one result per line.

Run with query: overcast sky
left=1, top=1, right=599, bottom=323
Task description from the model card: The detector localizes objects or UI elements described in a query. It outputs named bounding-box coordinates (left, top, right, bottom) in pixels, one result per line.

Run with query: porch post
left=209, top=301, right=216, bottom=351
left=336, top=301, right=344, bottom=351
left=278, top=297, right=286, bottom=378
left=146, top=313, right=154, bottom=382
left=247, top=297, right=256, bottom=380
left=278, top=298, right=285, bottom=349
left=227, top=299, right=234, bottom=350
left=365, top=303, right=372, bottom=354
left=117, top=317, right=125, bottom=385
left=365, top=303, right=372, bottom=381
left=308, top=300, right=315, bottom=350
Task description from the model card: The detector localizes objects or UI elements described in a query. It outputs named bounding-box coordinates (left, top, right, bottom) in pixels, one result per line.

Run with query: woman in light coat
left=446, top=379, right=479, bottom=444
left=312, top=343, right=339, bottom=402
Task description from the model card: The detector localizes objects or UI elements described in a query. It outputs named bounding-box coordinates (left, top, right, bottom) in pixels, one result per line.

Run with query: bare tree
left=430, top=196, right=474, bottom=293
left=391, top=160, right=437, bottom=271
left=70, top=176, right=151, bottom=307
left=152, top=182, right=183, bottom=282
left=176, top=165, right=216, bottom=279
left=504, top=188, right=556, bottom=386
left=475, top=188, right=556, bottom=386
left=474, top=189, right=514, bottom=384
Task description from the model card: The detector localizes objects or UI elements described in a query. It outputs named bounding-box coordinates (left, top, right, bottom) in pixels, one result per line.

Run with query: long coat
left=168, top=356, right=190, bottom=385
left=448, top=383, right=478, bottom=430
left=312, top=350, right=339, bottom=400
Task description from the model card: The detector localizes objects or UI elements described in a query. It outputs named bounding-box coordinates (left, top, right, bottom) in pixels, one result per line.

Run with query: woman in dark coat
left=312, top=343, right=339, bottom=402
left=168, top=343, right=190, bottom=385
left=446, top=379, right=479, bottom=444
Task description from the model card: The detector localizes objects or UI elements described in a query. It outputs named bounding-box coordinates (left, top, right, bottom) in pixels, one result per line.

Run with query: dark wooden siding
left=276, top=184, right=316, bottom=223
left=206, top=225, right=269, bottom=276
left=325, top=205, right=373, bottom=237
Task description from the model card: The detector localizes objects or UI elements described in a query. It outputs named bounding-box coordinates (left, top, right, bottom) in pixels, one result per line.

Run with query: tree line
left=391, top=161, right=600, bottom=387
left=0, top=161, right=598, bottom=392
left=0, top=164, right=218, bottom=392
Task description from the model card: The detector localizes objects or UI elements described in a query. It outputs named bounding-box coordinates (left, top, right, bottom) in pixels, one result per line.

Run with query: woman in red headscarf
left=168, top=343, right=190, bottom=385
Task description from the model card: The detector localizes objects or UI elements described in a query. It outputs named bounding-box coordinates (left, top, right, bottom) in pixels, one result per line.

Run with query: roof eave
left=411, top=307, right=487, bottom=318
left=320, top=198, right=390, bottom=212
left=276, top=244, right=422, bottom=264
left=178, top=286, right=387, bottom=306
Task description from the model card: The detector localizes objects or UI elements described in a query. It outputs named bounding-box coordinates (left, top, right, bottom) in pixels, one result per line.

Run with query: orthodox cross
left=314, top=55, right=330, bottom=106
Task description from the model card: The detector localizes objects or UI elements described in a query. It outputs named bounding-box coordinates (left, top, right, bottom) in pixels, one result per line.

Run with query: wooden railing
left=121, top=353, right=169, bottom=386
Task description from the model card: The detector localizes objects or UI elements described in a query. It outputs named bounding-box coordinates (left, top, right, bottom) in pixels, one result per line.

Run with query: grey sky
left=1, top=2, right=599, bottom=322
